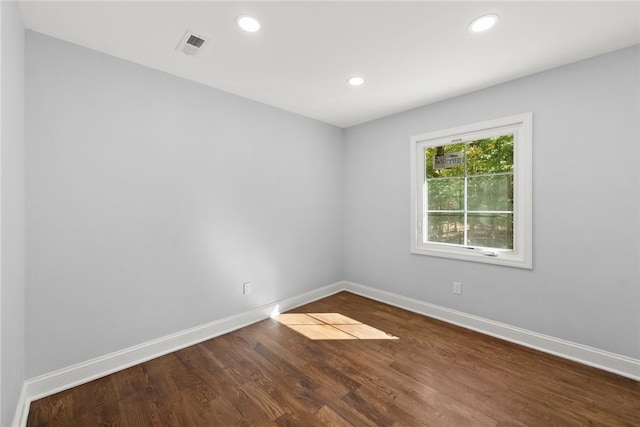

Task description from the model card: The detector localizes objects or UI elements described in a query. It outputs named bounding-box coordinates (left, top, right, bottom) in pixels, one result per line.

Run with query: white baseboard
left=15, top=281, right=344, bottom=427
left=344, top=281, right=640, bottom=381
left=14, top=280, right=639, bottom=426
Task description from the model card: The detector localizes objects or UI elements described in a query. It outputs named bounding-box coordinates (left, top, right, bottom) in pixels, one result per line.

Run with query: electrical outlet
left=243, top=282, right=252, bottom=295
left=453, top=281, right=462, bottom=295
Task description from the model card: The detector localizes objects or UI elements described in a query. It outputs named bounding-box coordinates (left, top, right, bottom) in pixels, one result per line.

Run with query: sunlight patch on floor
left=276, top=313, right=399, bottom=340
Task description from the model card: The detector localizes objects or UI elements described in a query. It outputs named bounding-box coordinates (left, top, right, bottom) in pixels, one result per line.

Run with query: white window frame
left=410, top=113, right=532, bottom=269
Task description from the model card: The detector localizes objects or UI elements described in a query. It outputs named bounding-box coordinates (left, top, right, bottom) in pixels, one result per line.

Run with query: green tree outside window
left=425, top=134, right=514, bottom=249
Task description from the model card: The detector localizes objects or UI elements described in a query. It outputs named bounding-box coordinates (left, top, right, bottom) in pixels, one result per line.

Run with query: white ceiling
left=18, top=1, right=640, bottom=128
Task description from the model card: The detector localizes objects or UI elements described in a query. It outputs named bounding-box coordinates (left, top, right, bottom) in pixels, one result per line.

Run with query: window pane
left=467, top=213, right=513, bottom=249
left=467, top=175, right=513, bottom=211
left=427, top=178, right=464, bottom=210
left=425, top=143, right=465, bottom=178
left=427, top=213, right=464, bottom=245
left=466, top=134, right=513, bottom=175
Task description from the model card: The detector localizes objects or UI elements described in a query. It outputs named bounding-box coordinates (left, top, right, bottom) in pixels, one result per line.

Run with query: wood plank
left=286, top=323, right=357, bottom=340
left=332, top=322, right=398, bottom=339
left=306, top=313, right=362, bottom=324
left=275, top=313, right=325, bottom=325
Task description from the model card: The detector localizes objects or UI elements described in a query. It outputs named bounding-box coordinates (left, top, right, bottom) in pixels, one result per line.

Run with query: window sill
left=410, top=245, right=532, bottom=269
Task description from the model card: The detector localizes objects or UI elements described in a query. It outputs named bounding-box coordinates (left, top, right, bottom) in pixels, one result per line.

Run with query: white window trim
left=410, top=113, right=533, bottom=269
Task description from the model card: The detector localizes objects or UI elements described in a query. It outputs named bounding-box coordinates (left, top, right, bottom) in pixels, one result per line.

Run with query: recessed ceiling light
left=469, top=14, right=499, bottom=33
left=348, top=76, right=365, bottom=86
left=237, top=15, right=260, bottom=33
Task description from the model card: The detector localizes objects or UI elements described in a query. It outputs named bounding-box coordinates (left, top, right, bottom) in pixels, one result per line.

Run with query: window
left=410, top=113, right=532, bottom=268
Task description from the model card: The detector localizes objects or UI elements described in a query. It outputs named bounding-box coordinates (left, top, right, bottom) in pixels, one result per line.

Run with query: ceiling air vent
left=176, top=30, right=207, bottom=57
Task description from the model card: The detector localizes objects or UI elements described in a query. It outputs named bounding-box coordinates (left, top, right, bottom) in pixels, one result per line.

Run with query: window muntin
left=410, top=113, right=532, bottom=268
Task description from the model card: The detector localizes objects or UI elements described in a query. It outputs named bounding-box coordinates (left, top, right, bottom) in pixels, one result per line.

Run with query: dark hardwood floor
left=27, top=292, right=640, bottom=426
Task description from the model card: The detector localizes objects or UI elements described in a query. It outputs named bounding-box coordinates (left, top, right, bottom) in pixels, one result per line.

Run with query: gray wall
left=1, top=1, right=26, bottom=426
left=25, top=31, right=344, bottom=377
left=344, top=45, right=640, bottom=359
